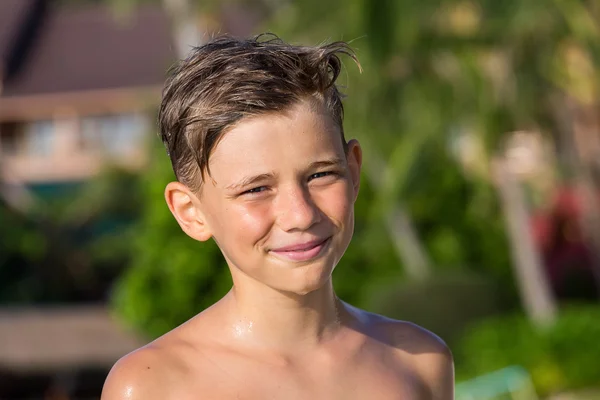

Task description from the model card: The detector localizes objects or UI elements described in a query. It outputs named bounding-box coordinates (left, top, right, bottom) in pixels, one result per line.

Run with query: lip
left=270, top=237, right=331, bottom=262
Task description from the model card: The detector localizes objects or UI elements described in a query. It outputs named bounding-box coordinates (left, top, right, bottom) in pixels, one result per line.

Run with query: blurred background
left=1, top=0, right=600, bottom=398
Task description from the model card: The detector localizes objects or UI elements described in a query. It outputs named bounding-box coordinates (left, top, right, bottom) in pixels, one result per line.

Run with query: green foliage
left=0, top=204, right=47, bottom=302
left=403, top=144, right=512, bottom=278
left=0, top=166, right=145, bottom=303
left=456, top=305, right=600, bottom=396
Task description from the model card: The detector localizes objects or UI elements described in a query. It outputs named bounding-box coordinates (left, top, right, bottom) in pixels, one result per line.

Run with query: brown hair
left=158, top=33, right=358, bottom=191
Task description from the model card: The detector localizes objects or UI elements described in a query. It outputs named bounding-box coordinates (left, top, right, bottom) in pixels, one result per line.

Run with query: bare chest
left=174, top=354, right=426, bottom=400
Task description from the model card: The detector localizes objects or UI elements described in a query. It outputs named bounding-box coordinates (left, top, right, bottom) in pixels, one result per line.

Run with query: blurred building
left=0, top=1, right=173, bottom=398
left=0, top=0, right=175, bottom=186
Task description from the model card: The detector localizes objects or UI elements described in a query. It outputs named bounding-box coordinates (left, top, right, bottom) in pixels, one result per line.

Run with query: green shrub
left=456, top=305, right=600, bottom=396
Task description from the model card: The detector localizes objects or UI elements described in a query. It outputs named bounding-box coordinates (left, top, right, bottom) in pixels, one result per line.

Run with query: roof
left=0, top=306, right=145, bottom=372
left=0, top=0, right=35, bottom=64
left=0, top=1, right=262, bottom=121
left=1, top=2, right=176, bottom=98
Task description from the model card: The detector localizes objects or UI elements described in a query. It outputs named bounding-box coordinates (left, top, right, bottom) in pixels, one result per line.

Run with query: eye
left=242, top=186, right=268, bottom=195
left=308, top=171, right=336, bottom=181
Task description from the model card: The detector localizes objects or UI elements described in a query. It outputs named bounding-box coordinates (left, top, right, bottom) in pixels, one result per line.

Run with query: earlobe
left=164, top=182, right=212, bottom=242
left=346, top=139, right=362, bottom=200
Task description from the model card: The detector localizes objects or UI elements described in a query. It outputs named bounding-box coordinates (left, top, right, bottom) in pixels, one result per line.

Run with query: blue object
left=455, top=366, right=539, bottom=400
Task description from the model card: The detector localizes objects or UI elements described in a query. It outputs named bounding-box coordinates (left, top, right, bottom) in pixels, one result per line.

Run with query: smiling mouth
left=270, top=237, right=331, bottom=262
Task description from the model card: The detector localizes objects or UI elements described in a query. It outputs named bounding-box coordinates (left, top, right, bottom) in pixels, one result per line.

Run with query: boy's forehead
left=206, top=102, right=345, bottom=181
left=215, top=101, right=339, bottom=151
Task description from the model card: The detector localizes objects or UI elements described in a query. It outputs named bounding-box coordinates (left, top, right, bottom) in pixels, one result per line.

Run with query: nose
left=274, top=183, right=321, bottom=232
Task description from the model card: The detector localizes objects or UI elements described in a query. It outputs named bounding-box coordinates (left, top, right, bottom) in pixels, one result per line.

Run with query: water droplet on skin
left=233, top=319, right=254, bottom=338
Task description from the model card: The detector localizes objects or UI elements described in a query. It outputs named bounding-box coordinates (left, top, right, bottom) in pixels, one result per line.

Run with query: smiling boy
left=102, top=34, right=454, bottom=400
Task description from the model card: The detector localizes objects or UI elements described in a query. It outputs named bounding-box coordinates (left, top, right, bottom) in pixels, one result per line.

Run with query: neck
left=220, top=279, right=344, bottom=353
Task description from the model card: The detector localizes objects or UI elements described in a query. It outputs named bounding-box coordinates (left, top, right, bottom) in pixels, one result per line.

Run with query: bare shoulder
left=375, top=316, right=452, bottom=358
left=101, top=334, right=192, bottom=400
left=346, top=304, right=455, bottom=399
left=101, top=344, right=170, bottom=400
left=101, top=309, right=229, bottom=400
left=376, top=315, right=454, bottom=399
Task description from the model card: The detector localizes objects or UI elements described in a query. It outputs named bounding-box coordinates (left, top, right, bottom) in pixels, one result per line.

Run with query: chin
left=281, top=260, right=335, bottom=295
left=282, top=281, right=327, bottom=296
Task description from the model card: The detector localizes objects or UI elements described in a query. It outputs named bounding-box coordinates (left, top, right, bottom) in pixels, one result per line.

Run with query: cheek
left=314, top=183, right=353, bottom=222
left=226, top=203, right=273, bottom=244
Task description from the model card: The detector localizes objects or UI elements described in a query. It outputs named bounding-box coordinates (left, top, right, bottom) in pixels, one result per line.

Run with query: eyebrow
left=307, top=157, right=346, bottom=170
left=224, top=157, right=346, bottom=192
left=224, top=173, right=276, bottom=191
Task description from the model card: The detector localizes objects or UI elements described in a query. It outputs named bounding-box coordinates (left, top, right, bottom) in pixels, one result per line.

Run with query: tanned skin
left=102, top=100, right=454, bottom=400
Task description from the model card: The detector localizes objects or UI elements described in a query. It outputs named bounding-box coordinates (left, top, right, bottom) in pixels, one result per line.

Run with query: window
left=26, top=120, right=55, bottom=156
left=80, top=114, right=148, bottom=155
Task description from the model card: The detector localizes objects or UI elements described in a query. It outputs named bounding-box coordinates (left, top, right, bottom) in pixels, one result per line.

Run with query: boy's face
left=169, top=99, right=361, bottom=295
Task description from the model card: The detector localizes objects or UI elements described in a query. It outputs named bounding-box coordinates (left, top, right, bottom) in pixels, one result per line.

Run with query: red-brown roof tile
left=2, top=2, right=176, bottom=98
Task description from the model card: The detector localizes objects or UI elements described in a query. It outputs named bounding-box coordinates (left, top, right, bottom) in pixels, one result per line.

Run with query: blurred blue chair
left=456, top=366, right=539, bottom=400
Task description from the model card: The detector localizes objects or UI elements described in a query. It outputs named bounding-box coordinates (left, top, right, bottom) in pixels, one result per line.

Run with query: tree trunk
left=492, top=156, right=557, bottom=328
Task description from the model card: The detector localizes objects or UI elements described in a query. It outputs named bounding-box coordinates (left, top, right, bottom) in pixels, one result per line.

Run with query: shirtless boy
left=102, top=34, right=454, bottom=400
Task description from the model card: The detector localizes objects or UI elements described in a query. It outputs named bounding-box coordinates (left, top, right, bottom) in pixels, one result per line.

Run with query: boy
left=102, top=34, right=454, bottom=399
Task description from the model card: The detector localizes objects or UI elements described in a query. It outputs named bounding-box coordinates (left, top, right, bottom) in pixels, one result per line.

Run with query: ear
left=164, top=181, right=212, bottom=242
left=346, top=139, right=362, bottom=201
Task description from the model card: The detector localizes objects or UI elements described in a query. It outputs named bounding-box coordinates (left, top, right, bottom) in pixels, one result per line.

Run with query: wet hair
left=158, top=33, right=359, bottom=191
